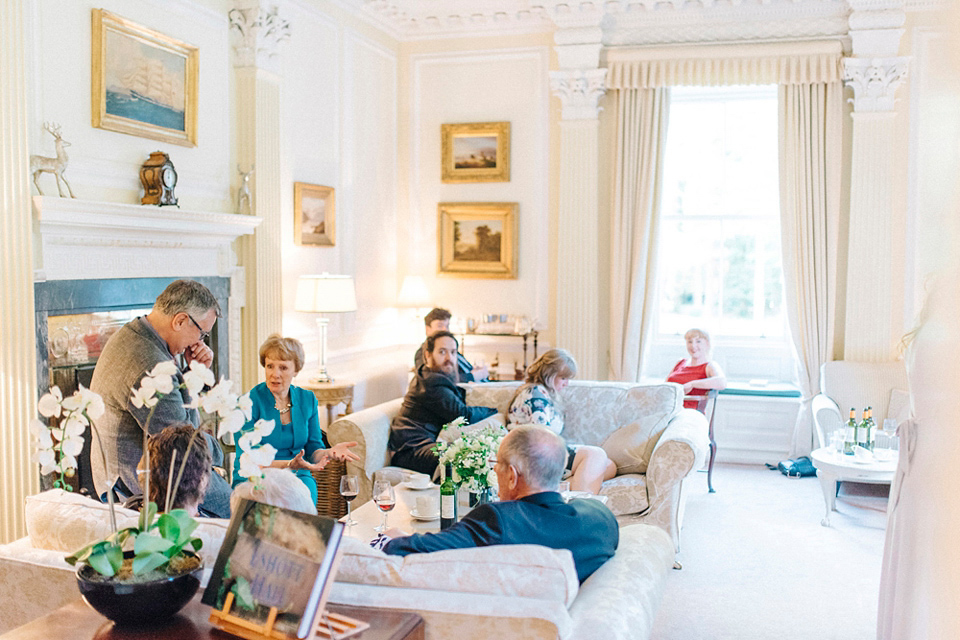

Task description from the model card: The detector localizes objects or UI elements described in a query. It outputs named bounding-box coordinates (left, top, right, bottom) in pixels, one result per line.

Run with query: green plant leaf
left=164, top=509, right=198, bottom=544
left=232, top=576, right=256, bottom=611
left=188, top=537, right=203, bottom=551
left=133, top=550, right=168, bottom=575
left=156, top=513, right=181, bottom=543
left=87, top=545, right=122, bottom=577
left=139, top=501, right=158, bottom=531
left=134, top=533, right=174, bottom=555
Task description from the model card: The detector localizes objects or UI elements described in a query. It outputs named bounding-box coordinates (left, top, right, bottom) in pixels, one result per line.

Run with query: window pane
left=656, top=85, right=784, bottom=339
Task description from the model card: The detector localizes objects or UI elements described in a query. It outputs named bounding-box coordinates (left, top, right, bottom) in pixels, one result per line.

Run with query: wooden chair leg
left=707, top=431, right=717, bottom=493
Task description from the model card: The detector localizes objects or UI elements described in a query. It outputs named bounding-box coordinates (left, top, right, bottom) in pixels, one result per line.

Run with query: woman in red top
left=667, top=328, right=727, bottom=409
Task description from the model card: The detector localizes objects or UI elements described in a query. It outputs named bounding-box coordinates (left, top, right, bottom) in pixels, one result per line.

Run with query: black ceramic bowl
left=76, top=551, right=202, bottom=625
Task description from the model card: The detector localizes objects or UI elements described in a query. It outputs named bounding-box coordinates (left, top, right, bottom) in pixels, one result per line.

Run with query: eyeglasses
left=186, top=314, right=210, bottom=342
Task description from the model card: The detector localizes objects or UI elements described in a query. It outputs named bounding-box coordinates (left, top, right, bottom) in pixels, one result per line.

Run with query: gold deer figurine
left=30, top=122, right=76, bottom=198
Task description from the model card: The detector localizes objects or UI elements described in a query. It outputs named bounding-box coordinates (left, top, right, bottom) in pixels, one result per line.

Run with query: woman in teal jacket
left=233, top=334, right=358, bottom=503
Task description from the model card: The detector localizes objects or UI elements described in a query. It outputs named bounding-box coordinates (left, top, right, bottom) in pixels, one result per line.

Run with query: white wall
left=26, top=0, right=232, bottom=218
left=400, top=41, right=552, bottom=348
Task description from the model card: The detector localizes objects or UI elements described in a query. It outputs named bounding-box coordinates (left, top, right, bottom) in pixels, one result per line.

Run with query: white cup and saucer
left=410, top=495, right=439, bottom=520
left=404, top=473, right=434, bottom=490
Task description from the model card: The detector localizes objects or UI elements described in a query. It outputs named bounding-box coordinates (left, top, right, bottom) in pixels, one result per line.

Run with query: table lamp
left=397, top=275, right=430, bottom=311
left=295, top=273, right=357, bottom=383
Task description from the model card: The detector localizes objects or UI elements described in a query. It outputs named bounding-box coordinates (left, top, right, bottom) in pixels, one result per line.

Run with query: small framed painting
left=91, top=9, right=198, bottom=147
left=441, top=122, right=510, bottom=183
left=294, top=183, right=336, bottom=246
left=438, top=202, right=517, bottom=279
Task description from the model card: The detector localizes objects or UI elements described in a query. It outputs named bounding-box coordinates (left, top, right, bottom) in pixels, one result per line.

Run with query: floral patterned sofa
left=0, top=488, right=676, bottom=640
left=328, top=380, right=710, bottom=553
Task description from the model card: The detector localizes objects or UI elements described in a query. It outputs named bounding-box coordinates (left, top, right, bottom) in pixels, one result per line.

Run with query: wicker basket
left=313, top=459, right=347, bottom=519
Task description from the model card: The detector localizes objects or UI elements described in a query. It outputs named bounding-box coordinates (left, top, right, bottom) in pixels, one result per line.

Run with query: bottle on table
left=865, top=407, right=875, bottom=451
left=844, top=408, right=857, bottom=455
left=440, top=463, right=457, bottom=530
left=857, top=407, right=870, bottom=450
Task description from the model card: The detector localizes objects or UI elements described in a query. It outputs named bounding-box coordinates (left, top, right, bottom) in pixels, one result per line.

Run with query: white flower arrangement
left=31, top=360, right=274, bottom=579
left=433, top=417, right=507, bottom=493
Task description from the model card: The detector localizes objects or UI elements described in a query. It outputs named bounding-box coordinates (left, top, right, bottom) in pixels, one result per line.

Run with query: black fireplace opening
left=34, top=277, right=231, bottom=495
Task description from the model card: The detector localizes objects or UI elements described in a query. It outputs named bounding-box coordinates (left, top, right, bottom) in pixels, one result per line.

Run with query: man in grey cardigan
left=90, top=279, right=232, bottom=517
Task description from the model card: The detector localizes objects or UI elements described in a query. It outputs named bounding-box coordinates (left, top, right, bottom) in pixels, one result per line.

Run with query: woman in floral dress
left=507, top=349, right=616, bottom=494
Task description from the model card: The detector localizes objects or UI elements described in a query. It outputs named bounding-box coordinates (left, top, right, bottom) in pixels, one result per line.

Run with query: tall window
left=656, top=85, right=785, bottom=340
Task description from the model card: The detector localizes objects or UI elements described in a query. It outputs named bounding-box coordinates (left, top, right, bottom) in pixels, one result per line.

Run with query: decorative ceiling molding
left=348, top=0, right=940, bottom=41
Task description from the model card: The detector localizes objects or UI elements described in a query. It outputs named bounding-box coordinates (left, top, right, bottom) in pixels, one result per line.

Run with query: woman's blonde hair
left=525, top=348, right=578, bottom=395
left=259, top=334, right=306, bottom=372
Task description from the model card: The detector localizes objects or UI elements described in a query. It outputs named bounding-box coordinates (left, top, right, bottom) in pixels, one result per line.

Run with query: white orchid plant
left=31, top=360, right=277, bottom=578
left=433, top=417, right=507, bottom=493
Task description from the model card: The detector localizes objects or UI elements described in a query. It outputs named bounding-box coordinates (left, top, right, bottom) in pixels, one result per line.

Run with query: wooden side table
left=0, top=595, right=424, bottom=640
left=301, top=379, right=355, bottom=427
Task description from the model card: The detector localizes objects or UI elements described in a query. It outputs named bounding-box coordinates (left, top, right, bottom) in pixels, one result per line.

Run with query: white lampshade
left=295, top=274, right=357, bottom=314
left=397, top=275, right=430, bottom=308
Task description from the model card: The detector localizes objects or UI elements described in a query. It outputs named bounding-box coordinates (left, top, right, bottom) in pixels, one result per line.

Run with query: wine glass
left=372, top=479, right=396, bottom=533
left=339, top=474, right=359, bottom=526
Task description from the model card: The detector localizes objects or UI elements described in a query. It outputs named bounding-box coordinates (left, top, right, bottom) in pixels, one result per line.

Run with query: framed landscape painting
left=441, top=122, right=510, bottom=183
left=92, top=9, right=198, bottom=147
left=438, top=202, right=516, bottom=278
left=294, top=182, right=336, bottom=246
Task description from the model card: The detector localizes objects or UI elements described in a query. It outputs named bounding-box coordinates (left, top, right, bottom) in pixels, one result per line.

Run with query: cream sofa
left=329, top=380, right=710, bottom=552
left=0, top=489, right=675, bottom=639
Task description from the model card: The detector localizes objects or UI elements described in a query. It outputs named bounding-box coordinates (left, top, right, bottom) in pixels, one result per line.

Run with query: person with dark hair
left=143, top=423, right=212, bottom=516
left=90, top=279, right=232, bottom=518
left=390, top=330, right=497, bottom=476
left=234, top=334, right=359, bottom=504
left=507, top=348, right=616, bottom=494
left=413, top=307, right=488, bottom=382
left=381, top=426, right=619, bottom=583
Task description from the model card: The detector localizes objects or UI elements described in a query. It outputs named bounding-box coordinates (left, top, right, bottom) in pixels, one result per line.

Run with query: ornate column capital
left=549, top=68, right=608, bottom=121
left=229, top=2, right=290, bottom=71
left=842, top=57, right=910, bottom=112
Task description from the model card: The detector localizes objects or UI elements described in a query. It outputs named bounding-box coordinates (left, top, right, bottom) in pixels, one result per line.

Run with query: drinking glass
left=340, top=474, right=359, bottom=526
left=372, top=479, right=396, bottom=533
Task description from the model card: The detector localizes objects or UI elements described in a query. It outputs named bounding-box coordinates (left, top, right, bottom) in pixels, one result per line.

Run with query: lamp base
left=311, top=368, right=333, bottom=384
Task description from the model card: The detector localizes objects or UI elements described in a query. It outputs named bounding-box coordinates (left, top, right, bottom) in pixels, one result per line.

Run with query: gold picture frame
left=438, top=202, right=516, bottom=279
left=441, top=122, right=510, bottom=183
left=294, top=182, right=336, bottom=246
left=92, top=9, right=199, bottom=147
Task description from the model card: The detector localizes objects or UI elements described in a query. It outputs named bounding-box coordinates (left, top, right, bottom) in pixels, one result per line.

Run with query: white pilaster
left=231, top=1, right=289, bottom=389
left=842, top=1, right=909, bottom=361
left=0, top=0, right=39, bottom=543
left=546, top=2, right=608, bottom=379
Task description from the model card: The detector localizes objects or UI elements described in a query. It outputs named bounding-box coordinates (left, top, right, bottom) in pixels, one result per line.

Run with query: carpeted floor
left=651, top=463, right=888, bottom=640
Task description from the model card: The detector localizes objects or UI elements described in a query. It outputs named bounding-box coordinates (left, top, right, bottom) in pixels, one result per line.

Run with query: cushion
left=335, top=536, right=579, bottom=607
left=25, top=489, right=230, bottom=567
left=598, top=474, right=649, bottom=516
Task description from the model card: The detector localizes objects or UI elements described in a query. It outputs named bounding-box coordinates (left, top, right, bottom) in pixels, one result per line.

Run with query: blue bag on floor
left=766, top=456, right=817, bottom=477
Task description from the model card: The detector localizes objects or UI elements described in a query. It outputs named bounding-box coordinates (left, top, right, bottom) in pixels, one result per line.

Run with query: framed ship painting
left=92, top=9, right=199, bottom=147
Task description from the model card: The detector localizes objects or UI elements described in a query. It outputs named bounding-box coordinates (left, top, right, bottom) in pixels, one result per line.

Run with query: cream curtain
left=778, top=82, right=843, bottom=456
left=609, top=87, right=670, bottom=381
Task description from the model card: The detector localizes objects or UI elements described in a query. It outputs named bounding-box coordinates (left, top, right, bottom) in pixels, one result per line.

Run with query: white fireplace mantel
left=33, top=196, right=262, bottom=282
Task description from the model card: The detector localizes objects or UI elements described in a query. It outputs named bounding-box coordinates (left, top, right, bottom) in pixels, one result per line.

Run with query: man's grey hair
left=154, top=280, right=221, bottom=318
left=499, top=425, right=567, bottom=491
left=230, top=468, right=317, bottom=515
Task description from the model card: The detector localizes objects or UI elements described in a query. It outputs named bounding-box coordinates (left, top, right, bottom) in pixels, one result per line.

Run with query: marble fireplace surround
left=32, top=196, right=262, bottom=386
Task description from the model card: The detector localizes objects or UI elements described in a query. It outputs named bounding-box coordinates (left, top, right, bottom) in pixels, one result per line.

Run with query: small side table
left=810, top=446, right=897, bottom=527
left=301, top=379, right=355, bottom=427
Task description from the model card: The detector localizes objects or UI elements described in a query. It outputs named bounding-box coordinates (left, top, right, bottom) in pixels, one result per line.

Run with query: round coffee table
left=809, top=446, right=898, bottom=526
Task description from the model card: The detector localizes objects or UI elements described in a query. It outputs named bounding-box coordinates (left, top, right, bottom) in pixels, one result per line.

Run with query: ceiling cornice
left=345, top=0, right=945, bottom=42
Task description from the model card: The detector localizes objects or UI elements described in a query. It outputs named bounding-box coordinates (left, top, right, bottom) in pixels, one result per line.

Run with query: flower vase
left=468, top=488, right=493, bottom=507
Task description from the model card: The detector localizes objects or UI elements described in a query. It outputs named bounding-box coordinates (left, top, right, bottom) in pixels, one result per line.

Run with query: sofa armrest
left=646, top=409, right=709, bottom=503
left=568, top=524, right=674, bottom=640
left=327, top=398, right=403, bottom=505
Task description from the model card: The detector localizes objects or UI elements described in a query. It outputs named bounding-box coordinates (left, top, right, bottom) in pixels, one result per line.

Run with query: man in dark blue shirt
left=383, top=425, right=619, bottom=583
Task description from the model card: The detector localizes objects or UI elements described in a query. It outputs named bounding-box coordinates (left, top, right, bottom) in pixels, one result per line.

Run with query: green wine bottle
left=844, top=408, right=857, bottom=455
left=857, top=407, right=869, bottom=450
left=440, top=463, right=457, bottom=530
